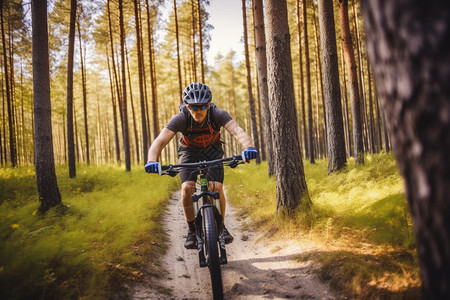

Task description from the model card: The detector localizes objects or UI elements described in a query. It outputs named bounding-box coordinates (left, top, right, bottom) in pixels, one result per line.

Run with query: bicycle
left=160, top=155, right=245, bottom=300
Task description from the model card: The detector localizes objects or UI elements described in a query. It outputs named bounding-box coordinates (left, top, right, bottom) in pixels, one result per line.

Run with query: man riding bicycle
left=145, top=82, right=258, bottom=249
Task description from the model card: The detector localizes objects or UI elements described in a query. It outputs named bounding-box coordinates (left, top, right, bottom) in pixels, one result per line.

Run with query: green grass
left=224, top=153, right=420, bottom=299
left=0, top=164, right=179, bottom=299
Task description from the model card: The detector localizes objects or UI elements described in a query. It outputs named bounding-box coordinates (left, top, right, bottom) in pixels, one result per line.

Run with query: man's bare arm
left=147, top=128, right=176, bottom=162
left=224, top=120, right=254, bottom=149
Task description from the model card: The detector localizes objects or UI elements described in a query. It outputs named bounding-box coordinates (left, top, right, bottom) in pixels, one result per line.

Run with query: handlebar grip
left=161, top=165, right=171, bottom=171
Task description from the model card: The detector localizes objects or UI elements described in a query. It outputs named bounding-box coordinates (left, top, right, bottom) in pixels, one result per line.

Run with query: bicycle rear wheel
left=203, top=206, right=223, bottom=299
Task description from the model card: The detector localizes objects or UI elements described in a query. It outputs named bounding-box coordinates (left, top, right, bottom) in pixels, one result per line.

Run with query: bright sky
left=204, top=0, right=244, bottom=65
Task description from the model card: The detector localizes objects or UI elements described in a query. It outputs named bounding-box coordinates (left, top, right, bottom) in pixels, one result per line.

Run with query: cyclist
left=145, top=82, right=258, bottom=249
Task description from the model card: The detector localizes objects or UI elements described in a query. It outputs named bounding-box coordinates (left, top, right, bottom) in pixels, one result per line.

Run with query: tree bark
left=242, top=0, right=260, bottom=164
left=0, top=3, right=16, bottom=167
left=145, top=0, right=159, bottom=139
left=174, top=0, right=183, bottom=102
left=362, top=1, right=450, bottom=298
left=197, top=0, right=205, bottom=83
left=31, top=0, right=61, bottom=212
left=119, top=0, right=131, bottom=171
left=66, top=0, right=77, bottom=177
left=265, top=0, right=311, bottom=213
left=317, top=0, right=346, bottom=174
left=296, top=0, right=308, bottom=159
left=303, top=0, right=315, bottom=164
left=253, top=0, right=274, bottom=175
left=134, top=0, right=148, bottom=164
left=77, top=18, right=89, bottom=165
left=338, top=0, right=364, bottom=164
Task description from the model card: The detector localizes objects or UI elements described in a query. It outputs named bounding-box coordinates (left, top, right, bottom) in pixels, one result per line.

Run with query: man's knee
left=182, top=182, right=196, bottom=196
left=209, top=181, right=223, bottom=192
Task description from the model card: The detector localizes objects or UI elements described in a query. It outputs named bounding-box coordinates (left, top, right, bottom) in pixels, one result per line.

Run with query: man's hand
left=241, top=147, right=258, bottom=163
left=145, top=161, right=161, bottom=174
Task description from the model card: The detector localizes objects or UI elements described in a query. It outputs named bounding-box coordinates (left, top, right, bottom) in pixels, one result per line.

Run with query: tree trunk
left=77, top=19, right=89, bottom=165
left=242, top=0, right=260, bottom=164
left=191, top=0, right=197, bottom=82
left=362, top=1, right=450, bottom=298
left=174, top=0, right=183, bottom=102
left=253, top=0, right=274, bottom=175
left=106, top=47, right=121, bottom=163
left=296, top=0, right=309, bottom=159
left=134, top=0, right=148, bottom=164
left=317, top=0, right=346, bottom=174
left=303, top=0, right=315, bottom=164
left=119, top=0, right=131, bottom=171
left=0, top=3, right=16, bottom=167
left=197, top=0, right=205, bottom=83
left=125, top=45, right=139, bottom=164
left=145, top=0, right=159, bottom=140
left=67, top=0, right=77, bottom=177
left=338, top=0, right=364, bottom=164
left=265, top=0, right=311, bottom=213
left=31, top=0, right=61, bottom=213
left=340, top=44, right=352, bottom=157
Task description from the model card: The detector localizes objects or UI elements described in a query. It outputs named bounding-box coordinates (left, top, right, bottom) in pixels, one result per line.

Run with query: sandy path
left=130, top=190, right=337, bottom=300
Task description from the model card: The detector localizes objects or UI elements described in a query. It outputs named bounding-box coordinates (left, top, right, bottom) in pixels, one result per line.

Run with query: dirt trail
left=130, top=190, right=337, bottom=299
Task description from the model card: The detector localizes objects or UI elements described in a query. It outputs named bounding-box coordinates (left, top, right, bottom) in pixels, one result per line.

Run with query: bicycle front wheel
left=203, top=206, right=223, bottom=299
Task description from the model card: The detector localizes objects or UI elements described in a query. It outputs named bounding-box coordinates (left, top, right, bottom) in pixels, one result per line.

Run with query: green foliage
left=0, top=165, right=179, bottom=299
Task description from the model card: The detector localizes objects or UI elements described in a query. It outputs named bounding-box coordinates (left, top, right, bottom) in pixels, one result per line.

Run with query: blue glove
left=241, top=147, right=258, bottom=162
left=145, top=161, right=161, bottom=174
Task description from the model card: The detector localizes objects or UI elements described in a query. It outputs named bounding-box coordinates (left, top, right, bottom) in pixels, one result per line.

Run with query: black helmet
left=182, top=82, right=212, bottom=104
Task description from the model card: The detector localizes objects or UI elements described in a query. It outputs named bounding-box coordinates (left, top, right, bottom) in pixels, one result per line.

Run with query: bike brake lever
left=228, top=160, right=244, bottom=168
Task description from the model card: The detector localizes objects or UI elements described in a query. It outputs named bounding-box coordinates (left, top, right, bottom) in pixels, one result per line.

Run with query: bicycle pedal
left=220, top=257, right=227, bottom=265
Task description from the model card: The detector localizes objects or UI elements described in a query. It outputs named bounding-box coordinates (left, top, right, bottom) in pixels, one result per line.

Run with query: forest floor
left=124, top=190, right=338, bottom=300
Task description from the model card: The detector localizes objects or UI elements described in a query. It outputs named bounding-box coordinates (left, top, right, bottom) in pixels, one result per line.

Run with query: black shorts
left=178, top=143, right=224, bottom=184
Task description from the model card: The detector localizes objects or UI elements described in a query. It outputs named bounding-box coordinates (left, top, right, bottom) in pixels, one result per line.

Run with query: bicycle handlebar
left=161, top=155, right=244, bottom=177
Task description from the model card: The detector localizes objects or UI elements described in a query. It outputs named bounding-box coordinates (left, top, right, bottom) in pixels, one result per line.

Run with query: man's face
left=187, top=103, right=209, bottom=123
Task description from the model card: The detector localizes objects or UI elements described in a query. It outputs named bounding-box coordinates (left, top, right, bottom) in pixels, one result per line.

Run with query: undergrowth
left=224, top=153, right=420, bottom=299
left=0, top=164, right=179, bottom=299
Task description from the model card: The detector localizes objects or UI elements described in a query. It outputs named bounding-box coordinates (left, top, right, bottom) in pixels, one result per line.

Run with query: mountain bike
left=160, top=155, right=244, bottom=300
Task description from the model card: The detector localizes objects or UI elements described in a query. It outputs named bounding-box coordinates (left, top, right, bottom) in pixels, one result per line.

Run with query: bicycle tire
left=203, top=206, right=224, bottom=299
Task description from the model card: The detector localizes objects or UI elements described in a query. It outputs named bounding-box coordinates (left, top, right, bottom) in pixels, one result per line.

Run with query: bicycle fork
left=193, top=192, right=228, bottom=268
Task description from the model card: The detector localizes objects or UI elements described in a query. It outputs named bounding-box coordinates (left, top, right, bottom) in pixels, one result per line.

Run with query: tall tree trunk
left=145, top=0, right=159, bottom=139
left=31, top=0, right=61, bottom=213
left=312, top=3, right=327, bottom=149
left=119, top=0, right=131, bottom=171
left=197, top=0, right=205, bottom=82
left=367, top=58, right=375, bottom=154
left=133, top=0, right=148, bottom=163
left=125, top=45, right=140, bottom=164
left=67, top=0, right=77, bottom=177
left=77, top=19, right=89, bottom=165
left=362, top=1, right=450, bottom=298
left=265, top=0, right=311, bottom=213
left=340, top=44, right=352, bottom=157
left=242, top=0, right=261, bottom=164
left=106, top=47, right=121, bottom=163
left=303, top=0, right=315, bottom=164
left=317, top=0, right=346, bottom=174
left=0, top=3, right=16, bottom=167
left=296, top=0, right=309, bottom=159
left=191, top=0, right=197, bottom=82
left=338, top=0, right=364, bottom=164
left=174, top=0, right=183, bottom=102
left=253, top=0, right=274, bottom=175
